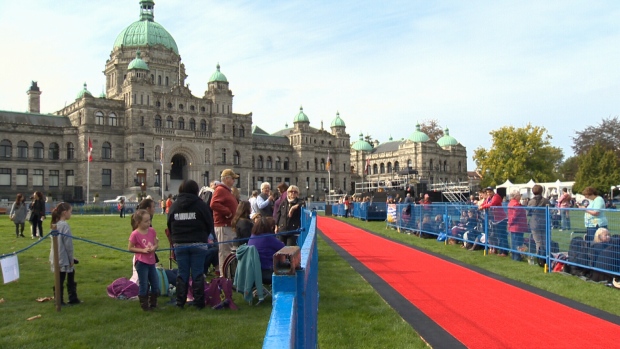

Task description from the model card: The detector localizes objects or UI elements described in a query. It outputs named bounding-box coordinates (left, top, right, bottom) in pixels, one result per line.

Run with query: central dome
left=113, top=0, right=179, bottom=55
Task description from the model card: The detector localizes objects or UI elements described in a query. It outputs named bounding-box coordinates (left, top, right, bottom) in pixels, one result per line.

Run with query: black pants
left=59, top=271, right=79, bottom=304
left=31, top=217, right=43, bottom=237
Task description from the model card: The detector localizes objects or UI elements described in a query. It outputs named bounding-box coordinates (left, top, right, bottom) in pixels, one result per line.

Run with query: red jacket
left=480, top=193, right=507, bottom=222
left=210, top=184, right=238, bottom=227
left=507, top=199, right=528, bottom=233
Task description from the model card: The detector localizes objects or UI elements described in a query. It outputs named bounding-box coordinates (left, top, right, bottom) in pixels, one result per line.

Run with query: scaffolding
left=429, top=181, right=471, bottom=202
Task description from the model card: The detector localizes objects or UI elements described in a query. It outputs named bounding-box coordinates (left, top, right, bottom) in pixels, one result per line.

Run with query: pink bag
left=106, top=277, right=139, bottom=300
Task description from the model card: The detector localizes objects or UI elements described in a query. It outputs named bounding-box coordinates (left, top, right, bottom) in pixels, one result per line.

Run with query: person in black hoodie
left=275, top=185, right=305, bottom=246
left=167, top=180, right=214, bottom=309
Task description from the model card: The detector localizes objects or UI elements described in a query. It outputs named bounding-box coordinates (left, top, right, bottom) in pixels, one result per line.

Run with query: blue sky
left=1, top=1, right=619, bottom=170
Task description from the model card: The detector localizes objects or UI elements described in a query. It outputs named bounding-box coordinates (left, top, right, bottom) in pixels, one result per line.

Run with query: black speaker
left=496, top=187, right=507, bottom=199
left=416, top=183, right=427, bottom=197
left=427, top=191, right=443, bottom=202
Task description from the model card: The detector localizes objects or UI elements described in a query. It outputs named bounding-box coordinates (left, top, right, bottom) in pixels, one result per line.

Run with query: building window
left=95, top=111, right=104, bottom=125
left=48, top=143, right=59, bottom=160
left=17, top=141, right=28, bottom=159
left=222, top=124, right=226, bottom=134
left=233, top=151, right=240, bottom=165
left=407, top=159, right=412, bottom=168
left=232, top=125, right=237, bottom=137
left=139, top=143, right=145, bottom=160
left=33, top=169, right=43, bottom=186
left=66, top=170, right=75, bottom=186
left=17, top=169, right=27, bottom=186
left=179, top=104, right=184, bottom=110
left=205, top=149, right=210, bottom=165
left=394, top=161, right=400, bottom=172
left=314, top=178, right=319, bottom=190
left=275, top=157, right=281, bottom=170
left=380, top=163, right=385, bottom=174
left=307, top=161, right=310, bottom=170
left=109, top=113, right=118, bottom=126
left=373, top=164, right=378, bottom=175
left=155, top=115, right=162, bottom=127
left=276, top=177, right=282, bottom=185
left=0, top=140, right=11, bottom=158
left=200, top=120, right=207, bottom=131
left=178, top=117, right=185, bottom=130
left=190, top=105, right=195, bottom=111
left=102, top=142, right=112, bottom=159
left=314, top=158, right=318, bottom=170
left=189, top=119, right=196, bottom=130
left=284, top=158, right=289, bottom=170
left=49, top=170, right=59, bottom=187
left=33, top=142, right=44, bottom=159
left=266, top=156, right=273, bottom=169
left=67, top=142, right=74, bottom=160
left=165, top=77, right=169, bottom=86
left=102, top=169, right=112, bottom=187
left=158, top=75, right=162, bottom=85
left=239, top=126, right=245, bottom=138
left=320, top=178, right=326, bottom=190
left=221, top=148, right=226, bottom=164
left=257, top=156, right=263, bottom=169
left=0, top=168, right=10, bottom=186
left=320, top=159, right=325, bottom=171
left=140, top=115, right=144, bottom=126
left=387, top=162, right=392, bottom=173
left=166, top=116, right=173, bottom=128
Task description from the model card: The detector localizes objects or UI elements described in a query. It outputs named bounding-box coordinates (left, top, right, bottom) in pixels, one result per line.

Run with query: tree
left=473, top=124, right=563, bottom=187
left=572, top=116, right=620, bottom=158
left=572, top=143, right=620, bottom=195
left=419, top=119, right=444, bottom=142
left=557, top=156, right=579, bottom=181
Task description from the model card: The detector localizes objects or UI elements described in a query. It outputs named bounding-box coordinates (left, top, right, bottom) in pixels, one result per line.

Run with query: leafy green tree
left=473, top=124, right=563, bottom=187
left=572, top=143, right=620, bottom=195
left=557, top=156, right=580, bottom=181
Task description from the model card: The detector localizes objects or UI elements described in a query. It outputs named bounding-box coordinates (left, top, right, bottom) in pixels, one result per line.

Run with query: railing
left=375, top=203, right=620, bottom=279
left=263, top=209, right=318, bottom=349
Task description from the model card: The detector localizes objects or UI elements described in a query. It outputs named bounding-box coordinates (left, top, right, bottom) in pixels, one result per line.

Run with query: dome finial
left=139, top=0, right=155, bottom=22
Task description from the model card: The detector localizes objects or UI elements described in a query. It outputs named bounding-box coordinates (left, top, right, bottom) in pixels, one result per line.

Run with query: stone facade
left=0, top=1, right=351, bottom=202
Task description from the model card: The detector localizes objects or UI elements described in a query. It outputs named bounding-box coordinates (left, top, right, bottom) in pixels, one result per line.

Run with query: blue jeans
left=135, top=260, right=159, bottom=296
left=561, top=210, right=571, bottom=230
left=510, top=233, right=524, bottom=261
left=174, top=244, right=208, bottom=284
left=492, top=220, right=509, bottom=254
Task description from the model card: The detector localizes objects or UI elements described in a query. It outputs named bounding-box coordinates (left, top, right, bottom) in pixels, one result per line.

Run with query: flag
left=326, top=150, right=331, bottom=173
left=88, top=137, right=93, bottom=162
left=365, top=158, right=370, bottom=174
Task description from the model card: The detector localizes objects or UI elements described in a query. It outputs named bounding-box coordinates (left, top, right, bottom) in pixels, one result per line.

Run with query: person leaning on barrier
left=167, top=179, right=214, bottom=309
left=508, top=190, right=529, bottom=262
left=578, top=186, right=608, bottom=243
left=527, top=184, right=550, bottom=258
left=480, top=187, right=509, bottom=256
left=275, top=185, right=305, bottom=246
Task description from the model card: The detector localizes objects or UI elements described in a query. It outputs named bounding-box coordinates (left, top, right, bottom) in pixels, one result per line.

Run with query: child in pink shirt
left=128, top=209, right=159, bottom=311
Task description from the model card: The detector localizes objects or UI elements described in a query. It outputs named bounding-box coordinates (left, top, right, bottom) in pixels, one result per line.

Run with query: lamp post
left=306, top=185, right=309, bottom=201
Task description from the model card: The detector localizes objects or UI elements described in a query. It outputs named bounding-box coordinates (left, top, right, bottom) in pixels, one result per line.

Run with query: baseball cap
left=221, top=169, right=239, bottom=179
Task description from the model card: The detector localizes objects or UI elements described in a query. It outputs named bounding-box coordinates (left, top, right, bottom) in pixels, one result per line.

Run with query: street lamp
left=306, top=185, right=309, bottom=201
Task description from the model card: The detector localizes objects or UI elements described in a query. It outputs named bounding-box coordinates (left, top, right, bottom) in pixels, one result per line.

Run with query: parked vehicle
left=103, top=196, right=127, bottom=204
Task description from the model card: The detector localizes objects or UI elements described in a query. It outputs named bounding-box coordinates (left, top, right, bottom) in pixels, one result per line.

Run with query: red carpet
left=319, top=217, right=620, bottom=348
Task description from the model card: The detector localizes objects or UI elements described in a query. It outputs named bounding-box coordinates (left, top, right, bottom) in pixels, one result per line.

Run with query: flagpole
left=161, top=138, right=164, bottom=201
left=86, top=137, right=90, bottom=204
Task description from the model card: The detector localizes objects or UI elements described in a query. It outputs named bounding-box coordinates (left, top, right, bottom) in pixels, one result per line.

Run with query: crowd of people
left=8, top=168, right=304, bottom=311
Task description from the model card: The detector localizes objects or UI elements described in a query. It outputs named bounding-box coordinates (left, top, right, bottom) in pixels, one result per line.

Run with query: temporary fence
left=332, top=202, right=620, bottom=280
left=264, top=209, right=319, bottom=349
left=331, top=202, right=387, bottom=221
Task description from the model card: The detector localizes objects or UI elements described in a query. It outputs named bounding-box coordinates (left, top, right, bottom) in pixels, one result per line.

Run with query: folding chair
left=164, top=229, right=177, bottom=269
left=233, top=245, right=271, bottom=305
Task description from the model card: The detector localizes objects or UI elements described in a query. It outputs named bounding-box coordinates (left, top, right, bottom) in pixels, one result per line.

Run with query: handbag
left=10, top=214, right=15, bottom=221
left=25, top=210, right=32, bottom=221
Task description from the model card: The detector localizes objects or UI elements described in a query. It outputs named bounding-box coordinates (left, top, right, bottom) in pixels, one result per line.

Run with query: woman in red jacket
left=507, top=190, right=529, bottom=261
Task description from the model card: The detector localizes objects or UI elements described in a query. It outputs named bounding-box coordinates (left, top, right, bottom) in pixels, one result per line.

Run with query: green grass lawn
left=335, top=216, right=620, bottom=317
left=0, top=213, right=426, bottom=349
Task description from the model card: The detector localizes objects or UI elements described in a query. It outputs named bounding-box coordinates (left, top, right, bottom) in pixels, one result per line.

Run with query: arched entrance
left=170, top=154, right=187, bottom=180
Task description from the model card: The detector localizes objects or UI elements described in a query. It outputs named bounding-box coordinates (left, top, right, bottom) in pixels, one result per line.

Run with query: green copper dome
left=294, top=106, right=310, bottom=123
left=437, top=128, right=458, bottom=147
left=408, top=123, right=430, bottom=142
left=128, top=50, right=150, bottom=71
left=330, top=111, right=346, bottom=127
left=113, top=1, right=179, bottom=55
left=351, top=133, right=373, bottom=152
left=76, top=83, right=93, bottom=100
left=208, top=63, right=228, bottom=82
